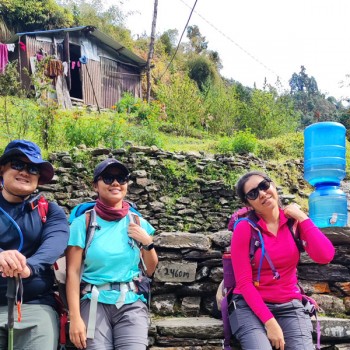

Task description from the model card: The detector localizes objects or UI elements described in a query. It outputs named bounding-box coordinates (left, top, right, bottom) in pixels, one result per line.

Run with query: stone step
left=148, top=316, right=350, bottom=349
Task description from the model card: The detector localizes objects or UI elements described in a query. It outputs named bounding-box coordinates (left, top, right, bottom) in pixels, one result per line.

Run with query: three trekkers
left=0, top=141, right=336, bottom=350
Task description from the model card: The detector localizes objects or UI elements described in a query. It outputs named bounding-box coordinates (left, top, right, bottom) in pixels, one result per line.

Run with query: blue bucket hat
left=93, top=158, right=129, bottom=183
left=0, top=140, right=54, bottom=185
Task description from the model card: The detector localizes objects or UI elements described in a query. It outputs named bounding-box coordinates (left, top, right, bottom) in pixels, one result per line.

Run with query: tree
left=237, top=90, right=301, bottom=139
left=1, top=0, right=73, bottom=33
left=146, top=0, right=158, bottom=103
left=289, top=65, right=318, bottom=95
left=186, top=25, right=208, bottom=54
left=207, top=50, right=222, bottom=71
left=58, top=0, right=135, bottom=49
left=187, top=56, right=218, bottom=90
left=159, top=29, right=178, bottom=56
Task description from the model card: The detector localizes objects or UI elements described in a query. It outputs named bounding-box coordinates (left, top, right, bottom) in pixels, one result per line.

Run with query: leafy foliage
left=156, top=73, right=205, bottom=135
left=186, top=25, right=208, bottom=54
left=201, top=82, right=246, bottom=134
left=216, top=130, right=257, bottom=154
left=60, top=0, right=133, bottom=47
left=236, top=89, right=301, bottom=139
left=0, top=0, right=73, bottom=32
left=256, top=132, right=304, bottom=160
left=187, top=56, right=218, bottom=90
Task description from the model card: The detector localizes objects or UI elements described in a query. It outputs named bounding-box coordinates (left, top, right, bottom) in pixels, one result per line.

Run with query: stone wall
left=43, top=146, right=350, bottom=348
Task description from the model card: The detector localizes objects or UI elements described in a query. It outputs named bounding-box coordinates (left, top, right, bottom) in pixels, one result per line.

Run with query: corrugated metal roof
left=9, top=25, right=147, bottom=68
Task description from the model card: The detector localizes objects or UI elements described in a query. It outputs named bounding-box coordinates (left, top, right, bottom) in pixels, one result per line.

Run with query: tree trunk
left=146, top=0, right=158, bottom=103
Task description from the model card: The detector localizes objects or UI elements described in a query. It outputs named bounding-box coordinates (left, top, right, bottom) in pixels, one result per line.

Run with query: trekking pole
left=0, top=208, right=24, bottom=350
left=6, top=277, right=16, bottom=350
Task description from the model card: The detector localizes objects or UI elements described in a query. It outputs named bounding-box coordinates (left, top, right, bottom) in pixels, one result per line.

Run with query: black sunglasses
left=99, top=174, right=129, bottom=185
left=10, top=159, right=40, bottom=175
left=245, top=179, right=271, bottom=201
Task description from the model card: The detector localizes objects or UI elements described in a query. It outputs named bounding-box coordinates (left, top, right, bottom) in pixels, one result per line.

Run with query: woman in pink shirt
left=229, top=171, right=335, bottom=350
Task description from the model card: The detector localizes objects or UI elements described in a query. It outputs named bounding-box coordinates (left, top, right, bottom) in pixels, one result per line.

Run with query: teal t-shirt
left=68, top=213, right=155, bottom=305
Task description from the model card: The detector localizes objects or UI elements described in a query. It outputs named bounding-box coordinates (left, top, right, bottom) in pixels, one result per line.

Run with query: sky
left=107, top=0, right=350, bottom=100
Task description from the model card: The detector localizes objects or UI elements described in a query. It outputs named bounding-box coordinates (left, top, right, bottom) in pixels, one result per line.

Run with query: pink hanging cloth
left=0, top=44, right=9, bottom=73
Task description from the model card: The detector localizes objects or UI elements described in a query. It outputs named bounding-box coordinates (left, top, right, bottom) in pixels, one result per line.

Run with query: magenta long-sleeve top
left=231, top=209, right=335, bottom=324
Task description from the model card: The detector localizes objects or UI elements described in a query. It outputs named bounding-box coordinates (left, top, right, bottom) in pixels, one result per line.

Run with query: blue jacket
left=0, top=193, right=69, bottom=308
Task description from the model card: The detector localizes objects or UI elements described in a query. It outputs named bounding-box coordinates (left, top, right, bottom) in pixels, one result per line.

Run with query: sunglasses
left=99, top=174, right=129, bottom=185
left=245, top=179, right=271, bottom=201
left=10, top=159, right=40, bottom=176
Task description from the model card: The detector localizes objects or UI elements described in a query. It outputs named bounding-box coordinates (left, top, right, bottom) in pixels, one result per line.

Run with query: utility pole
left=146, top=0, right=158, bottom=103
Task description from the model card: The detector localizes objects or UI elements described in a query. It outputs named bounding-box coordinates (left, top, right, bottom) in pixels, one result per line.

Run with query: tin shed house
left=8, top=26, right=147, bottom=109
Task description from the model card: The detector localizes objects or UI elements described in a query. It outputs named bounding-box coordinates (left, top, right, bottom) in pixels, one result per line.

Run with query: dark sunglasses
left=10, top=159, right=40, bottom=175
left=245, top=179, right=271, bottom=201
left=99, top=174, right=129, bottom=185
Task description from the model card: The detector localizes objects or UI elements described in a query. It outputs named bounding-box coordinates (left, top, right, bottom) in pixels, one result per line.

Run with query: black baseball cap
left=93, top=158, right=130, bottom=183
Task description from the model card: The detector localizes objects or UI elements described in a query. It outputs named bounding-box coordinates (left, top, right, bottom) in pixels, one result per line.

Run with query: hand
left=283, top=203, right=308, bottom=223
left=265, top=318, right=285, bottom=350
left=20, top=265, right=31, bottom=278
left=0, top=250, right=27, bottom=277
left=69, top=316, right=87, bottom=349
left=128, top=223, right=153, bottom=246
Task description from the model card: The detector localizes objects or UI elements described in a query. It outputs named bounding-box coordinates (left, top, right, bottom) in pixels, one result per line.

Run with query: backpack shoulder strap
left=287, top=218, right=305, bottom=252
left=129, top=212, right=141, bottom=226
left=27, top=193, right=49, bottom=223
left=83, top=208, right=100, bottom=260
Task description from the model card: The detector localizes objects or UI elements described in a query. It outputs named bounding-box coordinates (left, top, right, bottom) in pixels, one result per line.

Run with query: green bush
left=216, top=130, right=257, bottom=154
left=64, top=114, right=106, bottom=147
left=231, top=130, right=257, bottom=154
left=102, top=115, right=127, bottom=149
left=215, top=136, right=233, bottom=154
left=155, top=73, right=205, bottom=134
left=115, top=92, right=138, bottom=114
left=257, top=133, right=304, bottom=160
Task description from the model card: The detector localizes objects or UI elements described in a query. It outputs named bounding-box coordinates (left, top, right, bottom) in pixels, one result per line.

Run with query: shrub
left=231, top=130, right=257, bottom=154
left=215, top=136, right=233, bottom=154
left=257, top=133, right=304, bottom=160
left=115, top=92, right=138, bottom=114
left=64, top=114, right=106, bottom=147
left=216, top=130, right=257, bottom=154
left=155, top=73, right=205, bottom=134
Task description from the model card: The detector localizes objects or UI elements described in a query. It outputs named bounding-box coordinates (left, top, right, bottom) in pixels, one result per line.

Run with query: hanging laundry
left=44, top=58, right=63, bottom=84
left=0, top=44, right=9, bottom=73
left=6, top=44, right=15, bottom=52
left=62, top=61, right=68, bottom=76
left=36, top=53, right=44, bottom=61
left=19, top=42, right=26, bottom=51
left=79, top=56, right=88, bottom=65
left=71, top=61, right=76, bottom=70
left=77, top=61, right=81, bottom=68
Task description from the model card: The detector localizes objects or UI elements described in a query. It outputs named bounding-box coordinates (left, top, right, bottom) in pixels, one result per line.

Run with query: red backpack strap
left=27, top=194, right=49, bottom=223
left=37, top=196, right=49, bottom=223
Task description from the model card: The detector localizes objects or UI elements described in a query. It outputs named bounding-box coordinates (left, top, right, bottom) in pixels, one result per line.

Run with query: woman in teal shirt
left=66, top=158, right=158, bottom=350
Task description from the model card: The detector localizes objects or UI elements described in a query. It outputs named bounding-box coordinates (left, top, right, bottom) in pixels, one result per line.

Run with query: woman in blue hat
left=0, top=139, right=69, bottom=350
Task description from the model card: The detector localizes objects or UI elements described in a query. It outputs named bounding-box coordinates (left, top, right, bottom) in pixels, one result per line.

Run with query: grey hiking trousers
left=80, top=299, right=149, bottom=350
left=0, top=304, right=59, bottom=350
left=228, top=294, right=314, bottom=350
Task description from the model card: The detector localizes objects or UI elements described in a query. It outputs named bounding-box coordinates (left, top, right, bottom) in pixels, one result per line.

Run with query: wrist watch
left=142, top=242, right=154, bottom=251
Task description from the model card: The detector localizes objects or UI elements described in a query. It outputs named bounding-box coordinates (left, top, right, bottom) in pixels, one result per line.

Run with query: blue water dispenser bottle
left=304, top=122, right=348, bottom=227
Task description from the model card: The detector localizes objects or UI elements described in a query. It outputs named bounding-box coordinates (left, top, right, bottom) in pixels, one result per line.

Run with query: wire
left=178, top=0, right=283, bottom=84
left=158, top=0, right=198, bottom=80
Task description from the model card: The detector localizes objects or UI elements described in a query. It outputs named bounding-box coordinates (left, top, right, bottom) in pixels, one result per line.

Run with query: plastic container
left=304, top=122, right=346, bottom=186
left=222, top=251, right=235, bottom=289
left=309, top=185, right=348, bottom=228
